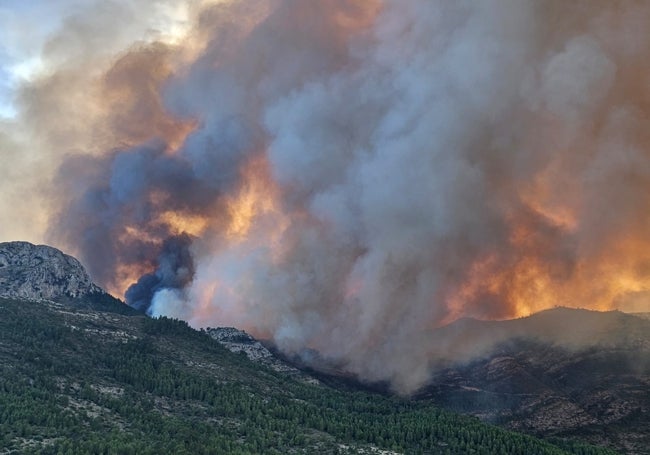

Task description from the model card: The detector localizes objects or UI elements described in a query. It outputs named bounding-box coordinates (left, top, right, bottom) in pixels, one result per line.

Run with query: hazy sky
left=0, top=1, right=72, bottom=241
left=0, top=0, right=199, bottom=242
left=0, top=1, right=62, bottom=117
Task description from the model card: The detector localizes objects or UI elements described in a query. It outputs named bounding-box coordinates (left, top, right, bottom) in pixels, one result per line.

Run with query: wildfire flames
left=6, top=0, right=650, bottom=392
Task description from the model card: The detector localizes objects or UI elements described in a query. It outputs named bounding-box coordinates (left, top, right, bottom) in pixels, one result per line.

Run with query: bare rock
left=207, top=327, right=321, bottom=384
left=0, top=241, right=103, bottom=300
left=207, top=327, right=273, bottom=361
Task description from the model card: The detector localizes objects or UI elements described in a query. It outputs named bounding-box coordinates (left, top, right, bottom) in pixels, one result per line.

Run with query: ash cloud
left=126, top=233, right=195, bottom=312
left=51, top=140, right=222, bottom=295
left=31, top=0, right=650, bottom=393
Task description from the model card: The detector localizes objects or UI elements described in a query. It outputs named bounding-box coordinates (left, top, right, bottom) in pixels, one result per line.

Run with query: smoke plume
left=12, top=0, right=650, bottom=392
left=126, top=233, right=195, bottom=311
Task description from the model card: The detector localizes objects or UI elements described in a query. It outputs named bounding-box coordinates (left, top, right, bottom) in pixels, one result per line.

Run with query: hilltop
left=0, top=241, right=103, bottom=300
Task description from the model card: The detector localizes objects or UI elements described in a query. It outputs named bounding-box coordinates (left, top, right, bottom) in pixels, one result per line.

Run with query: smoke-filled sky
left=2, top=0, right=650, bottom=392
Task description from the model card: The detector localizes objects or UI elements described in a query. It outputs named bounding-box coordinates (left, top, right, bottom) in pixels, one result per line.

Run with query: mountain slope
left=276, top=308, right=649, bottom=454
left=0, top=295, right=617, bottom=455
left=414, top=309, right=650, bottom=454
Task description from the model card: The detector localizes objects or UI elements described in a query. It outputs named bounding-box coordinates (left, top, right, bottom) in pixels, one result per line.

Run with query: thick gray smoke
left=52, top=140, right=224, bottom=296
left=126, top=233, right=195, bottom=311
left=46, top=0, right=650, bottom=393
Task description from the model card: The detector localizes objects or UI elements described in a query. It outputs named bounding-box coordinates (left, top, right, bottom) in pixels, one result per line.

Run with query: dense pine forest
left=0, top=296, right=618, bottom=454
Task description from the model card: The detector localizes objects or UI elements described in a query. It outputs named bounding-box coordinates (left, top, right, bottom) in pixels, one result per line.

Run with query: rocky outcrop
left=207, top=327, right=320, bottom=384
left=207, top=327, right=274, bottom=361
left=0, top=241, right=103, bottom=300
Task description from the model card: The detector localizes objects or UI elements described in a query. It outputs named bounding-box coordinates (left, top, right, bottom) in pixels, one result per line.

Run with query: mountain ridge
left=0, top=241, right=102, bottom=300
left=0, top=241, right=643, bottom=453
left=0, top=293, right=616, bottom=454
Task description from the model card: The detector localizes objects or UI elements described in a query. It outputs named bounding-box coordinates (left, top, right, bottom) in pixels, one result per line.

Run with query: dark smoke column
left=126, top=233, right=195, bottom=313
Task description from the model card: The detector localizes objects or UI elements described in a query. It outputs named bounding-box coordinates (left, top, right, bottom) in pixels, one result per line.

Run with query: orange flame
left=225, top=153, right=291, bottom=248
left=224, top=155, right=280, bottom=240
left=444, top=176, right=650, bottom=323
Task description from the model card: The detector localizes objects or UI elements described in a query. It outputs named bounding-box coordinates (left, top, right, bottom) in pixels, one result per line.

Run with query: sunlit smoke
left=5, top=0, right=650, bottom=393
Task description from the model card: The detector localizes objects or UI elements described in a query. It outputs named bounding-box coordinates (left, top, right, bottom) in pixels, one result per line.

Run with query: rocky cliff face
left=0, top=241, right=103, bottom=300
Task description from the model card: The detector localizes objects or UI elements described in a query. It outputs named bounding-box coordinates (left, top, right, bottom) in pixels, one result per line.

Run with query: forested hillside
left=0, top=296, right=617, bottom=454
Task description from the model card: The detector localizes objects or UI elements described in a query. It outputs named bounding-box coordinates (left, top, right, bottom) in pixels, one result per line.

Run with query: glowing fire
left=158, top=211, right=210, bottom=237
left=224, top=155, right=282, bottom=241
left=443, top=181, right=650, bottom=323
